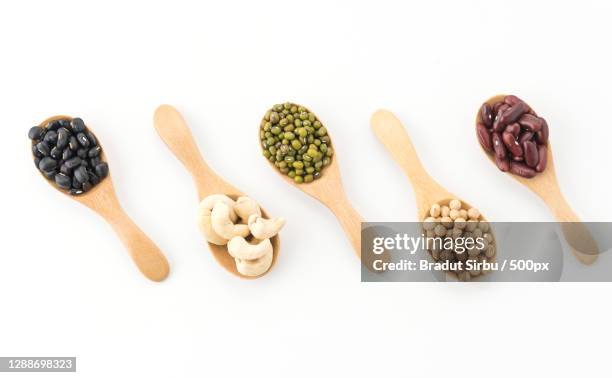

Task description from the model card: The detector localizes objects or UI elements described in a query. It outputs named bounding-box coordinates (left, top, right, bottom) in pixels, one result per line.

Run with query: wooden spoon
left=371, top=109, right=486, bottom=221
left=477, top=95, right=598, bottom=264
left=34, top=115, right=170, bottom=282
left=259, top=105, right=363, bottom=260
left=371, top=110, right=496, bottom=281
left=153, top=105, right=279, bottom=279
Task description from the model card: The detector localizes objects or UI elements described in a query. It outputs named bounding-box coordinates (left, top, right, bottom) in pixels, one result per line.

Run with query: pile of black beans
left=28, top=117, right=109, bottom=195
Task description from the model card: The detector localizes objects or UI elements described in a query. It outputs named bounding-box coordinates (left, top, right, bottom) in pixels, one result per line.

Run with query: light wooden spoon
left=259, top=105, right=363, bottom=260
left=34, top=115, right=170, bottom=282
left=477, top=95, right=598, bottom=264
left=371, top=109, right=486, bottom=221
left=371, top=110, right=496, bottom=281
left=154, top=104, right=279, bottom=279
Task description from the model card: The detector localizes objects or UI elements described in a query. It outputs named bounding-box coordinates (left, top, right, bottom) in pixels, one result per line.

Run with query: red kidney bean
left=492, top=132, right=506, bottom=160
left=493, top=102, right=503, bottom=115
left=504, top=95, right=524, bottom=106
left=476, top=123, right=493, bottom=152
left=477, top=94, right=550, bottom=177
left=499, top=101, right=528, bottom=126
left=523, top=140, right=539, bottom=168
left=505, top=122, right=520, bottom=138
left=480, top=103, right=493, bottom=128
left=510, top=161, right=536, bottom=178
left=536, top=144, right=547, bottom=172
left=492, top=104, right=510, bottom=132
left=495, top=156, right=510, bottom=172
left=519, top=131, right=534, bottom=144
left=536, top=118, right=549, bottom=145
left=502, top=131, right=523, bottom=157
left=518, top=114, right=542, bottom=132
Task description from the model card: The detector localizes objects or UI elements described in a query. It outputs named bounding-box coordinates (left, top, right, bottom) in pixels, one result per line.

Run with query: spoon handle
left=327, top=193, right=364, bottom=259
left=543, top=190, right=598, bottom=264
left=370, top=110, right=448, bottom=212
left=101, top=204, right=170, bottom=281
left=79, top=179, right=169, bottom=281
left=153, top=104, right=227, bottom=199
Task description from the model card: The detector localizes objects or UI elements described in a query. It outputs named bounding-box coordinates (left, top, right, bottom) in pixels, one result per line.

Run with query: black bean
left=71, top=117, right=86, bottom=133
left=55, top=173, right=72, bottom=189
left=72, top=175, right=81, bottom=189
left=31, top=116, right=108, bottom=195
left=88, top=146, right=101, bottom=157
left=43, top=169, right=57, bottom=180
left=28, top=126, right=44, bottom=140
left=77, top=133, right=89, bottom=148
left=57, top=127, right=70, bottom=149
left=69, top=136, right=79, bottom=151
left=32, top=144, right=43, bottom=158
left=77, top=148, right=87, bottom=159
left=50, top=146, right=62, bottom=159
left=62, top=148, right=73, bottom=161
left=95, top=162, right=109, bottom=178
left=75, top=166, right=89, bottom=183
left=89, top=172, right=100, bottom=185
left=89, top=156, right=100, bottom=166
left=36, top=142, right=50, bottom=156
left=65, top=157, right=81, bottom=169
left=60, top=163, right=71, bottom=175
left=46, top=120, right=60, bottom=131
left=86, top=130, right=98, bottom=146
left=43, top=130, right=58, bottom=144
left=38, top=157, right=57, bottom=172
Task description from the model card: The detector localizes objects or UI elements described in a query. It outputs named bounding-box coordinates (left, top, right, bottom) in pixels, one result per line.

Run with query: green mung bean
left=260, top=102, right=333, bottom=183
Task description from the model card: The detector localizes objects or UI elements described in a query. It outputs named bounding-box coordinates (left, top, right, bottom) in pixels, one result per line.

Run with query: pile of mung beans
left=260, top=103, right=333, bottom=183
left=29, top=117, right=109, bottom=195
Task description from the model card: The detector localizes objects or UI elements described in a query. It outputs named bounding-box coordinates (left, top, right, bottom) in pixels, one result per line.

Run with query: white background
left=1, top=0, right=611, bottom=377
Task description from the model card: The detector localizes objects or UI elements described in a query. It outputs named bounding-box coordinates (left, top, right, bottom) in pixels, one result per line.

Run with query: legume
left=260, top=103, right=333, bottom=183
left=477, top=95, right=548, bottom=178
left=28, top=117, right=109, bottom=195
left=423, top=199, right=496, bottom=281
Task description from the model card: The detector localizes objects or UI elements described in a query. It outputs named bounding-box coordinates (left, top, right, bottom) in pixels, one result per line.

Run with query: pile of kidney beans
left=476, top=95, right=548, bottom=178
left=29, top=117, right=109, bottom=195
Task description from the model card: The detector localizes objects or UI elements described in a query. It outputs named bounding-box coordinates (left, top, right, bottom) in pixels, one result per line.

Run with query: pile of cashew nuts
left=198, top=194, right=284, bottom=276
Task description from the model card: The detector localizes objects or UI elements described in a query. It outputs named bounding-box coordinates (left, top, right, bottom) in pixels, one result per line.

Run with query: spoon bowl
left=371, top=110, right=496, bottom=280
left=33, top=115, right=170, bottom=282
left=259, top=104, right=365, bottom=263
left=154, top=105, right=279, bottom=279
left=477, top=95, right=598, bottom=264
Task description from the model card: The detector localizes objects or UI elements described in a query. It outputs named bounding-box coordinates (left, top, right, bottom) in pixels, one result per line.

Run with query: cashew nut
left=235, top=250, right=273, bottom=277
left=200, top=194, right=238, bottom=221
left=247, top=214, right=285, bottom=239
left=198, top=195, right=238, bottom=245
left=211, top=202, right=250, bottom=240
left=234, top=196, right=262, bottom=221
left=198, top=205, right=228, bottom=245
left=227, top=236, right=272, bottom=260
